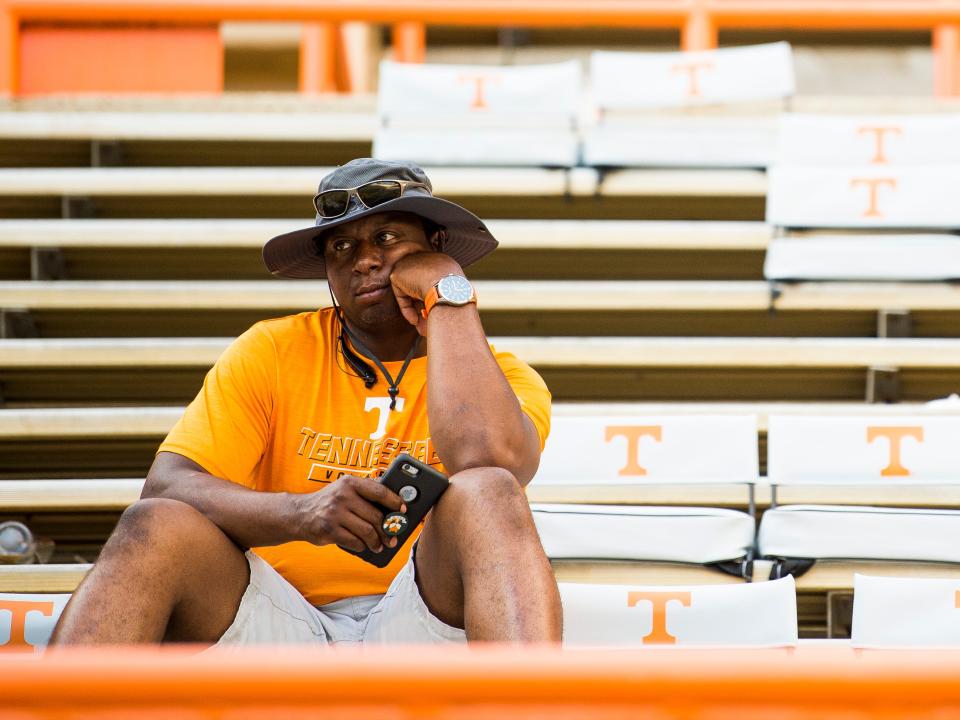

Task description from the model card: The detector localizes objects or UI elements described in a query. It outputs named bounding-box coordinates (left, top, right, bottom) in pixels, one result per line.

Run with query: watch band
left=421, top=276, right=477, bottom=319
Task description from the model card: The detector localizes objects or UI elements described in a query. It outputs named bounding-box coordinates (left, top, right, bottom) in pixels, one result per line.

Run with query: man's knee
left=438, top=466, right=533, bottom=533
left=108, top=497, right=221, bottom=558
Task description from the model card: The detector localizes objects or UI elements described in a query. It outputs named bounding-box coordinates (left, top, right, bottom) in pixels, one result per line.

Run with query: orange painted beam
left=934, top=24, right=960, bottom=97
left=0, top=1, right=693, bottom=27
left=708, top=0, right=960, bottom=29
left=299, top=22, right=339, bottom=93
left=20, top=25, right=222, bottom=95
left=682, top=0, right=716, bottom=50
left=393, top=20, right=425, bottom=63
left=5, top=0, right=960, bottom=28
left=4, top=646, right=960, bottom=716
left=0, top=5, right=18, bottom=96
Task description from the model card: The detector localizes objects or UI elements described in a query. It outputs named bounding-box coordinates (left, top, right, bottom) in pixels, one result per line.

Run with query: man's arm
left=143, top=451, right=404, bottom=552
left=391, top=253, right=543, bottom=484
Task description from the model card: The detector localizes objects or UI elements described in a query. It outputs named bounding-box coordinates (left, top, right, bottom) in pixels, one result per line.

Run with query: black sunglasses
left=313, top=180, right=430, bottom=219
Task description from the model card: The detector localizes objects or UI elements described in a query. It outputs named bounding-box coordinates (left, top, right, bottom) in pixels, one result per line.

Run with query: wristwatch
left=421, top=274, right=477, bottom=319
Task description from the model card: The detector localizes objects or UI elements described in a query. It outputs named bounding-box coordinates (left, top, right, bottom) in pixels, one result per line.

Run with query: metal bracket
left=61, top=196, right=95, bottom=219
left=30, top=247, right=66, bottom=281
left=767, top=281, right=783, bottom=315
left=0, top=308, right=39, bottom=339
left=90, top=140, right=124, bottom=168
left=866, top=365, right=900, bottom=403
left=877, top=308, right=912, bottom=338
left=827, top=591, right=854, bottom=639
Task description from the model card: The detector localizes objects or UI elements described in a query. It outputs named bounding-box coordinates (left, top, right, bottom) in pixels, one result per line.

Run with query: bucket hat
left=263, top=158, right=498, bottom=279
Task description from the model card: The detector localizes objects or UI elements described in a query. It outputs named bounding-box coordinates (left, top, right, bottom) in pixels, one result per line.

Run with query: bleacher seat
left=850, top=574, right=960, bottom=648
left=759, top=415, right=960, bottom=577
left=373, top=60, right=580, bottom=167
left=0, top=592, right=70, bottom=653
left=766, top=114, right=960, bottom=282
left=584, top=43, right=794, bottom=168
left=560, top=576, right=797, bottom=647
left=531, top=415, right=758, bottom=579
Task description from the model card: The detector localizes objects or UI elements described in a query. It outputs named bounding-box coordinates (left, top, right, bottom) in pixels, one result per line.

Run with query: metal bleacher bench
left=5, top=279, right=960, bottom=312
left=0, top=167, right=767, bottom=199
left=0, top=219, right=773, bottom=251
left=2, top=335, right=960, bottom=370
left=0, top=112, right=377, bottom=143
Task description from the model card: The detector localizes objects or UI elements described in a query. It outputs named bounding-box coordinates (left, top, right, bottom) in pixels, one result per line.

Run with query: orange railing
left=1, top=0, right=959, bottom=95
left=5, top=645, right=960, bottom=717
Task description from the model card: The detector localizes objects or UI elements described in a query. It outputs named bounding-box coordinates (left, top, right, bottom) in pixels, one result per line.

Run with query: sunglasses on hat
left=312, top=180, right=430, bottom=219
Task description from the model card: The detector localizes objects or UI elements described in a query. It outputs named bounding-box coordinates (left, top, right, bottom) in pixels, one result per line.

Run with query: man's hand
left=292, top=475, right=406, bottom=553
left=390, top=251, right=464, bottom=335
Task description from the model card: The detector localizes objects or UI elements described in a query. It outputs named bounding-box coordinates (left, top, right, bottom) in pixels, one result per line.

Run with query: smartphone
left=341, top=453, right=449, bottom=568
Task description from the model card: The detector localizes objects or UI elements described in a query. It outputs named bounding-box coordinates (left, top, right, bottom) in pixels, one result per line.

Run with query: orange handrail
left=0, top=0, right=958, bottom=95
left=4, top=646, right=960, bottom=716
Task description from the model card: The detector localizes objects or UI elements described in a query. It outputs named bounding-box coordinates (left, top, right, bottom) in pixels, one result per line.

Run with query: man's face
left=323, top=211, right=434, bottom=328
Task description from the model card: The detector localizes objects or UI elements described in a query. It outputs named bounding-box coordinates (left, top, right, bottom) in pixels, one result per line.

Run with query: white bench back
left=776, top=114, right=960, bottom=167
left=767, top=113, right=960, bottom=228
left=0, top=593, right=70, bottom=653
left=852, top=574, right=960, bottom=647
left=531, top=415, right=758, bottom=486
left=374, top=60, right=581, bottom=166
left=377, top=59, right=581, bottom=123
left=766, top=166, right=960, bottom=228
left=560, top=576, right=797, bottom=646
left=768, top=415, right=960, bottom=486
left=763, top=235, right=960, bottom=281
left=591, top=42, right=794, bottom=110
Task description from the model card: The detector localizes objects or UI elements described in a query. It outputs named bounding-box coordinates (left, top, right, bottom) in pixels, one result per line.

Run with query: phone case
left=341, top=453, right=449, bottom=568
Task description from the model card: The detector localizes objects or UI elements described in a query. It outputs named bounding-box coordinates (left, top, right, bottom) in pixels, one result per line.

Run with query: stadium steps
left=3, top=102, right=960, bottom=640
left=10, top=477, right=960, bottom=514
left=0, top=219, right=770, bottom=281
left=0, top=336, right=958, bottom=405
left=0, top=167, right=766, bottom=221
left=2, top=401, right=955, bottom=481
left=4, top=280, right=960, bottom=339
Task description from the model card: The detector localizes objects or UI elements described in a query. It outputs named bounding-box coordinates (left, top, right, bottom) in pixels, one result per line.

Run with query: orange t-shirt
left=158, top=307, right=551, bottom=606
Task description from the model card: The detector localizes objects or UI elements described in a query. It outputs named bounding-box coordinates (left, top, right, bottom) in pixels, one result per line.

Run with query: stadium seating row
left=7, top=572, right=960, bottom=651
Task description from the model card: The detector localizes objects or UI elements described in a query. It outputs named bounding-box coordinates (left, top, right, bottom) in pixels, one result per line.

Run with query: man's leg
left=51, top=497, right=249, bottom=645
left=413, top=466, right=562, bottom=642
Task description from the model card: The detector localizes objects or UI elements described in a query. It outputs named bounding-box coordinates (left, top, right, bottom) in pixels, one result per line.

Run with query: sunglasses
left=313, top=180, right=430, bottom=219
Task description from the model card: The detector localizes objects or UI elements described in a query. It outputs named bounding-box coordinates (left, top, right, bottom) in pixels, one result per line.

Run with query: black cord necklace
left=330, top=289, right=420, bottom=410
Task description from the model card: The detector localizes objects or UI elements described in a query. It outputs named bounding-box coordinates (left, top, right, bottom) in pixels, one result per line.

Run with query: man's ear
left=430, top=229, right=448, bottom=252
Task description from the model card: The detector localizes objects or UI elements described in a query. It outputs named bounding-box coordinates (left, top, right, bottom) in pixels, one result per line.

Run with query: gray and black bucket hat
left=262, top=158, right=498, bottom=279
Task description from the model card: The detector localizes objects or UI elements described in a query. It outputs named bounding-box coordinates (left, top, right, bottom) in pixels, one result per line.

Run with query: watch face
left=437, top=275, right=474, bottom=305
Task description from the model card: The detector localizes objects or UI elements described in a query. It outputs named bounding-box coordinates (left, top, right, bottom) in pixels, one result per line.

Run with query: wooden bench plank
left=8, top=476, right=960, bottom=513
left=794, top=560, right=960, bottom=593
left=0, top=479, right=142, bottom=511
left=599, top=169, right=766, bottom=197
left=3, top=336, right=960, bottom=369
left=0, top=167, right=596, bottom=197
left=0, top=112, right=377, bottom=142
left=0, top=564, right=91, bottom=592
left=2, top=402, right=953, bottom=440
left=0, top=168, right=766, bottom=199
left=0, top=561, right=744, bottom=594
left=0, top=219, right=773, bottom=250
left=3, top=280, right=960, bottom=312
left=0, top=406, right=182, bottom=437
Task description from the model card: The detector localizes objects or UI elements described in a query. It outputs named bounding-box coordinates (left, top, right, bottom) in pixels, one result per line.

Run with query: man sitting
left=52, top=158, right=562, bottom=646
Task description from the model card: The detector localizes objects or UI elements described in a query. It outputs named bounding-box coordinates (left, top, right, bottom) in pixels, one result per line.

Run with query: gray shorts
left=216, top=547, right=466, bottom=646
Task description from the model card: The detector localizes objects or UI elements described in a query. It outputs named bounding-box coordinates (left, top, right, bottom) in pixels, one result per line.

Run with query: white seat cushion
left=531, top=503, right=756, bottom=564
left=374, top=127, right=578, bottom=167
left=851, top=574, right=960, bottom=648
left=759, top=504, right=960, bottom=563
left=584, top=118, right=777, bottom=168
left=560, top=576, right=797, bottom=647
left=0, top=593, right=70, bottom=652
